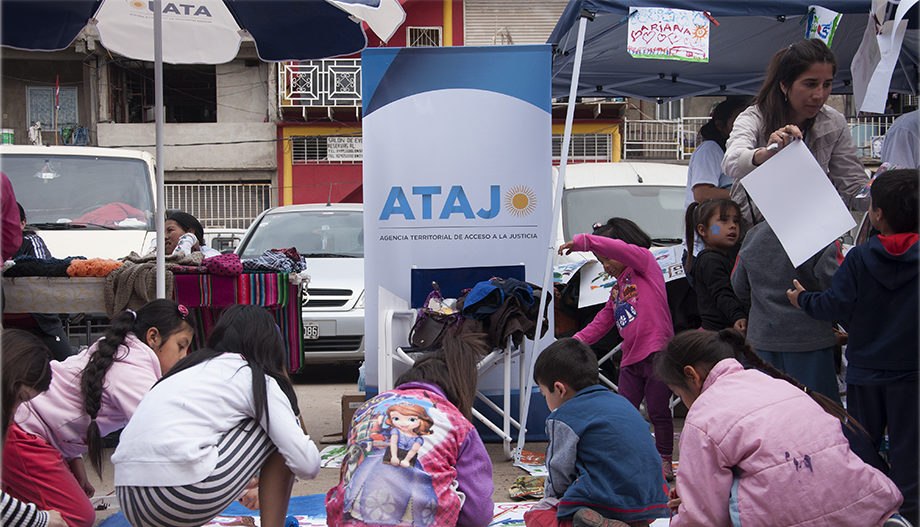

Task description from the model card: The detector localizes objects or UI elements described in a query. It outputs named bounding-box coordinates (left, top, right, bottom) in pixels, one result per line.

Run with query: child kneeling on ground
left=112, top=305, right=321, bottom=527
left=326, top=330, right=494, bottom=527
left=524, top=338, right=670, bottom=527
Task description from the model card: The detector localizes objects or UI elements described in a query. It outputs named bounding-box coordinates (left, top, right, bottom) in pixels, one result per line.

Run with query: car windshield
left=563, top=186, right=686, bottom=244
left=3, top=154, right=154, bottom=229
left=240, top=209, right=364, bottom=259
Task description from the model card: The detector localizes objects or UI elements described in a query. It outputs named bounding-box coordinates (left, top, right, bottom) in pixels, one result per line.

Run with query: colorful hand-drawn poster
left=806, top=5, right=842, bottom=46
left=627, top=7, right=710, bottom=63
left=578, top=260, right=617, bottom=308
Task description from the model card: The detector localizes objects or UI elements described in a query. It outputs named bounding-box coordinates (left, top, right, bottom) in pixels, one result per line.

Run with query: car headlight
left=354, top=291, right=365, bottom=309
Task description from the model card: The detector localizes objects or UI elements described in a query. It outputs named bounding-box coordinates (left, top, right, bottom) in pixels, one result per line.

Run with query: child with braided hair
left=1, top=299, right=194, bottom=527
left=656, top=329, right=905, bottom=527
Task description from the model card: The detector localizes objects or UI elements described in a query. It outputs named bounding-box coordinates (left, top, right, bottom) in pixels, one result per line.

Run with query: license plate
left=304, top=323, right=320, bottom=340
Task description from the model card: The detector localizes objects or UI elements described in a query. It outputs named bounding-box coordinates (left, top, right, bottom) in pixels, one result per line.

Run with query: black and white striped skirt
left=116, top=420, right=275, bottom=527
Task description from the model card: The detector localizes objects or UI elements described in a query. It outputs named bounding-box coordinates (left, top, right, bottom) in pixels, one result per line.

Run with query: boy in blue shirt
left=523, top=338, right=669, bottom=527
left=788, top=168, right=919, bottom=524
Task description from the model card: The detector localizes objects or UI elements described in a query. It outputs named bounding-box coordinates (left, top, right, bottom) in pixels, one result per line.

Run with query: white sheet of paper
left=740, top=141, right=856, bottom=267
left=578, top=260, right=616, bottom=308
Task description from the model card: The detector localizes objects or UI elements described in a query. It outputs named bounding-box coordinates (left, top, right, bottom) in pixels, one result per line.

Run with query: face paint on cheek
left=710, top=224, right=721, bottom=235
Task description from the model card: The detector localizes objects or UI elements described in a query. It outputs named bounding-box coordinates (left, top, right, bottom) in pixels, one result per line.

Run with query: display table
left=2, top=273, right=304, bottom=372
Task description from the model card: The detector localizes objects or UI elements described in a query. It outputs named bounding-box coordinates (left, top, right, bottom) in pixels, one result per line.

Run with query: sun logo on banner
left=128, top=0, right=146, bottom=9
left=504, top=186, right=537, bottom=217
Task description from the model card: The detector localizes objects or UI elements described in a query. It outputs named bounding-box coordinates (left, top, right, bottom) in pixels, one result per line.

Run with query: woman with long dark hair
left=2, top=300, right=194, bottom=527
left=112, top=305, right=320, bottom=527
left=722, top=39, right=868, bottom=225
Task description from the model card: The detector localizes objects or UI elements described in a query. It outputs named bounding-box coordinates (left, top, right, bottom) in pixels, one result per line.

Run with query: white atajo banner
left=361, top=46, right=552, bottom=392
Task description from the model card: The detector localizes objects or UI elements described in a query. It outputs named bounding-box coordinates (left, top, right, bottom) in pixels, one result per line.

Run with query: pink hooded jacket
left=672, top=359, right=901, bottom=526
left=15, top=334, right=162, bottom=460
left=571, top=234, right=673, bottom=367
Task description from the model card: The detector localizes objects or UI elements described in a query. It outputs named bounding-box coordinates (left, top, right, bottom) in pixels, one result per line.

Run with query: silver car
left=236, top=203, right=365, bottom=363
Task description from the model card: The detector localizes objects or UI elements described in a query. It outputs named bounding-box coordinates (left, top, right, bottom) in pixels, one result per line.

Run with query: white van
left=1, top=145, right=157, bottom=260
left=556, top=161, right=688, bottom=263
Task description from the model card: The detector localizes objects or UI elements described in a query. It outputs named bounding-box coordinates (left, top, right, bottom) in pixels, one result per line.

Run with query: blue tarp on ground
left=548, top=0, right=919, bottom=101
left=98, top=494, right=327, bottom=527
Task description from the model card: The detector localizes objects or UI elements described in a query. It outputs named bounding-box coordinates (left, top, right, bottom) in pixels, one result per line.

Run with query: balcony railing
left=624, top=115, right=898, bottom=161
left=278, top=59, right=362, bottom=109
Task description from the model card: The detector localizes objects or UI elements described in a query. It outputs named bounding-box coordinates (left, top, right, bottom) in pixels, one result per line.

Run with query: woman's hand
left=754, top=124, right=804, bottom=165
left=558, top=241, right=576, bottom=256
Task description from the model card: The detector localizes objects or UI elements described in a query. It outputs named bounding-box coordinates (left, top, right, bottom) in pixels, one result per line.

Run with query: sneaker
left=572, top=507, right=630, bottom=527
left=884, top=514, right=914, bottom=527
left=662, top=457, right=675, bottom=482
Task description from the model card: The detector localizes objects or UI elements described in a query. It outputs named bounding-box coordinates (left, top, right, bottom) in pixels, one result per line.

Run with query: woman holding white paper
left=722, top=39, right=869, bottom=225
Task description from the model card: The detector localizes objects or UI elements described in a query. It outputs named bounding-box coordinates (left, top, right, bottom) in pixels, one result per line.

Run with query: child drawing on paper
left=386, top=403, right=434, bottom=468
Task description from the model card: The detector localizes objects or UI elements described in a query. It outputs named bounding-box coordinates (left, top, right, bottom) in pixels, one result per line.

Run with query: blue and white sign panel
left=362, top=45, right=552, bottom=390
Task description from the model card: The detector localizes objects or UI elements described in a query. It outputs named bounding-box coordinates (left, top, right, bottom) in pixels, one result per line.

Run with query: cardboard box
left=341, top=393, right=366, bottom=437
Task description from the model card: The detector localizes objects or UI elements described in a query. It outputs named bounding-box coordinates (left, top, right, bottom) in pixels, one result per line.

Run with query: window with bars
left=552, top=133, right=612, bottom=162
left=291, top=135, right=363, bottom=163
left=27, top=86, right=78, bottom=128
left=407, top=27, right=442, bottom=47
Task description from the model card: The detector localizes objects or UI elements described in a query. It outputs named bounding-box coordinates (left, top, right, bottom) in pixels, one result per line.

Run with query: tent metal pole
left=515, top=15, right=588, bottom=457
left=154, top=0, right=166, bottom=298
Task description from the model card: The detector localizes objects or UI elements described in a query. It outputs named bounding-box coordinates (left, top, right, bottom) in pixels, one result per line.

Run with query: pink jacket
left=672, top=359, right=902, bottom=526
left=15, top=334, right=162, bottom=460
left=571, top=234, right=673, bottom=366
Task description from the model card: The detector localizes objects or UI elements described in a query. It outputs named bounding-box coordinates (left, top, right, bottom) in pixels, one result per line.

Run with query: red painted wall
left=291, top=164, right=363, bottom=204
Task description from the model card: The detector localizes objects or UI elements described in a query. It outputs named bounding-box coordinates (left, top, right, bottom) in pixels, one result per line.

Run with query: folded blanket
left=104, top=252, right=204, bottom=316
left=4, top=256, right=83, bottom=277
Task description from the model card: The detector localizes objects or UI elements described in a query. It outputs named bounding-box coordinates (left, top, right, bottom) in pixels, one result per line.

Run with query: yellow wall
left=551, top=121, right=622, bottom=163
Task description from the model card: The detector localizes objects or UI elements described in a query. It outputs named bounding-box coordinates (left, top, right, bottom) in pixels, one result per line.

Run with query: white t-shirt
left=881, top=110, right=919, bottom=169
left=684, top=140, right=732, bottom=208
left=112, top=353, right=320, bottom=486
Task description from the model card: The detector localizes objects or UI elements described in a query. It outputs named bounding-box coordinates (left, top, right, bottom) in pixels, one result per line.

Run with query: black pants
left=848, top=380, right=919, bottom=524
left=32, top=313, right=75, bottom=361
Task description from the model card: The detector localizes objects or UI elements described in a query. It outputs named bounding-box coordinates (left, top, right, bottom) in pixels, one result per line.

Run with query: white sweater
left=112, top=354, right=320, bottom=486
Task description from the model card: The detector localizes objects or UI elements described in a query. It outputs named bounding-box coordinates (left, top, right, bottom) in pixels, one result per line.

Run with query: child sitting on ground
left=656, top=329, right=905, bottom=526
left=524, top=338, right=669, bottom=527
left=788, top=168, right=919, bottom=524
left=326, top=330, right=494, bottom=527
left=2, top=299, right=194, bottom=527
left=112, top=305, right=320, bottom=527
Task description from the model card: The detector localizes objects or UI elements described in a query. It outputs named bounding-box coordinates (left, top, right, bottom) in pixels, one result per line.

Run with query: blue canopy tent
left=519, top=0, right=918, bottom=456
left=547, top=0, right=918, bottom=101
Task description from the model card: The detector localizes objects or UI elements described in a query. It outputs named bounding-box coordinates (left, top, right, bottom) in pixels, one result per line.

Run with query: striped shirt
left=1, top=491, right=49, bottom=527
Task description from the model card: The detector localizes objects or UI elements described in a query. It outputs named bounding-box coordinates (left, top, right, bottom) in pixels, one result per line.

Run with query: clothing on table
left=242, top=248, right=307, bottom=273
left=2, top=172, right=22, bottom=260
left=2, top=425, right=96, bottom=527
left=691, top=248, right=747, bottom=331
left=534, top=384, right=669, bottom=524
left=570, top=234, right=673, bottom=368
left=112, top=353, right=320, bottom=487
left=723, top=104, right=869, bottom=225
left=881, top=110, right=919, bottom=169
left=670, top=358, right=902, bottom=527
left=325, top=381, right=494, bottom=527
left=117, top=419, right=277, bottom=527
left=797, top=233, right=919, bottom=522
left=1, top=490, right=50, bottom=527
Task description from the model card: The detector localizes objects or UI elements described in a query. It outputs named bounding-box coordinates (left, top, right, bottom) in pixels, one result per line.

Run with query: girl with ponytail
left=655, top=329, right=905, bottom=526
left=112, top=305, right=321, bottom=527
left=2, top=299, right=194, bottom=527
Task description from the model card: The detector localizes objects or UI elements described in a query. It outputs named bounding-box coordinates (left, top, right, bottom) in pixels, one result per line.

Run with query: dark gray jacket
left=731, top=223, right=838, bottom=352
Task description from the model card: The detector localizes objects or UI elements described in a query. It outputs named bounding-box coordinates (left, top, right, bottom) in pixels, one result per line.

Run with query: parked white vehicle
left=555, top=161, right=688, bottom=264
left=236, top=203, right=364, bottom=363
left=1, top=145, right=157, bottom=260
